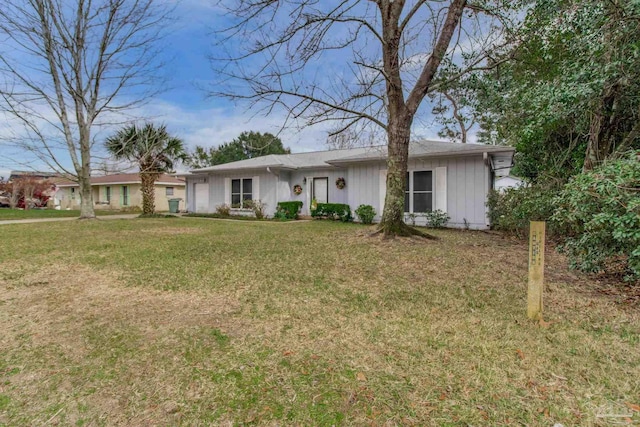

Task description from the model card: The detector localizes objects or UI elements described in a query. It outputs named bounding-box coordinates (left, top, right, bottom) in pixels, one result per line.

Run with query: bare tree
left=0, top=178, right=21, bottom=209
left=0, top=0, right=171, bottom=218
left=431, top=88, right=477, bottom=143
left=213, top=0, right=518, bottom=236
left=325, top=126, right=380, bottom=150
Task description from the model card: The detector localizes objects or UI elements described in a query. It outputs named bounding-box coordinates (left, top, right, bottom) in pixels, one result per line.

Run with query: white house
left=183, top=140, right=515, bottom=229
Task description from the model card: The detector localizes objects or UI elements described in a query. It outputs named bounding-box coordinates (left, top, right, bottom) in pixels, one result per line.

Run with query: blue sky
left=0, top=0, right=473, bottom=180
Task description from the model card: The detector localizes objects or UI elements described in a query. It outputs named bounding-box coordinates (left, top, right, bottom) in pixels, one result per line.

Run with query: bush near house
left=487, top=185, right=561, bottom=238
left=276, top=201, right=303, bottom=220
left=424, top=209, right=450, bottom=228
left=553, top=153, right=640, bottom=281
left=311, top=203, right=352, bottom=222
left=354, top=204, right=376, bottom=224
left=488, top=153, right=640, bottom=281
left=216, top=204, right=231, bottom=216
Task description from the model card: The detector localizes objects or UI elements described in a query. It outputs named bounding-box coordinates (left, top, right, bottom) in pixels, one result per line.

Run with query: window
left=231, top=178, right=252, bottom=208
left=166, top=187, right=174, bottom=196
left=404, top=171, right=433, bottom=213
left=122, top=186, right=129, bottom=206
left=105, top=186, right=111, bottom=203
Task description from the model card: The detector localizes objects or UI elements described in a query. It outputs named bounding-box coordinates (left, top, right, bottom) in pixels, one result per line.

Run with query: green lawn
left=0, top=219, right=638, bottom=426
left=0, top=208, right=133, bottom=220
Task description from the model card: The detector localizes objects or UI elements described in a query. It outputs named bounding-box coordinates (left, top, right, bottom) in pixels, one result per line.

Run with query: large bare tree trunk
left=78, top=175, right=95, bottom=219
left=78, top=130, right=96, bottom=219
left=380, top=116, right=410, bottom=234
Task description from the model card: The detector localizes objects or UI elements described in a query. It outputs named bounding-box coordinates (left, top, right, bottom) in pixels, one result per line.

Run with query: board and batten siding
left=290, top=168, right=349, bottom=214
left=187, top=171, right=279, bottom=215
left=347, top=155, right=491, bottom=229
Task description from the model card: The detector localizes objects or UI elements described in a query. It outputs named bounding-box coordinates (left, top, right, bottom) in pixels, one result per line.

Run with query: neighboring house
left=184, top=140, right=515, bottom=229
left=494, top=175, right=526, bottom=192
left=8, top=170, right=61, bottom=181
left=53, top=173, right=185, bottom=211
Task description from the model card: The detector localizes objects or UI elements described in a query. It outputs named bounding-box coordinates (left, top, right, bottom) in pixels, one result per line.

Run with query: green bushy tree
left=186, top=131, right=290, bottom=168
left=553, top=153, right=640, bottom=281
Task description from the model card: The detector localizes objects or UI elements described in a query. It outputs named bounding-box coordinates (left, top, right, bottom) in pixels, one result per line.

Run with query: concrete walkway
left=0, top=214, right=139, bottom=225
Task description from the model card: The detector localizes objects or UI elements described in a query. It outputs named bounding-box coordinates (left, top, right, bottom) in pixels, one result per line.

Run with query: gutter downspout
left=483, top=152, right=490, bottom=227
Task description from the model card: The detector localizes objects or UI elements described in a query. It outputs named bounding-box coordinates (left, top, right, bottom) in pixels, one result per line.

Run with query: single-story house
left=53, top=173, right=185, bottom=211
left=8, top=170, right=62, bottom=181
left=183, top=140, right=515, bottom=229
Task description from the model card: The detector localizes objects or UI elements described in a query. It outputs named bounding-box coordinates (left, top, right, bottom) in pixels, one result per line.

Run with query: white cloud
left=131, top=100, right=336, bottom=152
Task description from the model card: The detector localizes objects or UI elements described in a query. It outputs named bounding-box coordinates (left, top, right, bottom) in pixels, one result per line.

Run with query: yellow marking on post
left=527, top=221, right=546, bottom=320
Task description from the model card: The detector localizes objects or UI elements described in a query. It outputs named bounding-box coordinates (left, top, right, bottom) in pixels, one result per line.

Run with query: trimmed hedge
left=311, top=203, right=352, bottom=222
left=276, top=201, right=303, bottom=219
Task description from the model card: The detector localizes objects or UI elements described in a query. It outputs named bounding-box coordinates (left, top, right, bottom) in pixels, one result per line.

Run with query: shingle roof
left=189, top=140, right=515, bottom=173
left=9, top=170, right=62, bottom=180
left=54, top=173, right=185, bottom=187
left=328, top=140, right=514, bottom=164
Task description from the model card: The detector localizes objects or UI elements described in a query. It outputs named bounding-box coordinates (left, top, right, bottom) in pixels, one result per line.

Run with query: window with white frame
left=231, top=178, right=252, bottom=208
left=105, top=186, right=111, bottom=203
left=166, top=187, right=174, bottom=196
left=404, top=171, right=433, bottom=213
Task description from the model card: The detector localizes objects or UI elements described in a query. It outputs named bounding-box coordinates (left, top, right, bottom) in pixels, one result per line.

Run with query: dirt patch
left=0, top=262, right=242, bottom=425
left=1, top=262, right=239, bottom=343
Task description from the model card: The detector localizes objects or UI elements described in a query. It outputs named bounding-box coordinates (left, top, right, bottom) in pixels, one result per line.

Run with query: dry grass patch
left=0, top=219, right=638, bottom=426
left=1, top=262, right=241, bottom=425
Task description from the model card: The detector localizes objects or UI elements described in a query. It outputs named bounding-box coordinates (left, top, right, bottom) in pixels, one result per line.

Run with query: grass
left=183, top=212, right=286, bottom=221
left=0, top=219, right=638, bottom=426
left=0, top=209, right=131, bottom=220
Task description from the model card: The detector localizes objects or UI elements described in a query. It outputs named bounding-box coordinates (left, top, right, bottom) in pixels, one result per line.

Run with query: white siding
left=186, top=176, right=208, bottom=212
left=207, top=171, right=278, bottom=215
left=185, top=155, right=491, bottom=228
left=290, top=168, right=349, bottom=215
left=347, top=155, right=490, bottom=229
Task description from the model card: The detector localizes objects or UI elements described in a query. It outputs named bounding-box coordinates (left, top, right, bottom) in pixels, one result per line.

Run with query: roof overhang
left=56, top=180, right=185, bottom=187
left=188, top=165, right=298, bottom=175
left=327, top=147, right=516, bottom=166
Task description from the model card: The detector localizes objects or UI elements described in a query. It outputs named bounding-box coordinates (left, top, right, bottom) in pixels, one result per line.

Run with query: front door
left=313, top=177, right=328, bottom=204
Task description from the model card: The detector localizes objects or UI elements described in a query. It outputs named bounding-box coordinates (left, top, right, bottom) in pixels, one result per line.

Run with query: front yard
left=0, top=209, right=131, bottom=220
left=0, top=219, right=638, bottom=426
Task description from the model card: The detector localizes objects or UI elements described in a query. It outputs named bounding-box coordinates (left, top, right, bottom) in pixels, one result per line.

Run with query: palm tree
left=105, top=123, right=185, bottom=215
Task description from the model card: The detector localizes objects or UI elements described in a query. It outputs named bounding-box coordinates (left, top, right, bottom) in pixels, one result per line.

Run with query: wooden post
left=527, top=221, right=546, bottom=320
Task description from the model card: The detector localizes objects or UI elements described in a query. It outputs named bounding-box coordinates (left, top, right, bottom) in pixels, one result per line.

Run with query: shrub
left=311, top=203, right=352, bottom=222
left=276, top=201, right=303, bottom=219
left=354, top=204, right=376, bottom=224
left=216, top=204, right=231, bottom=216
left=553, top=153, right=640, bottom=281
left=251, top=200, right=266, bottom=219
left=487, top=185, right=560, bottom=238
left=424, top=209, right=450, bottom=228
left=273, top=210, right=289, bottom=221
